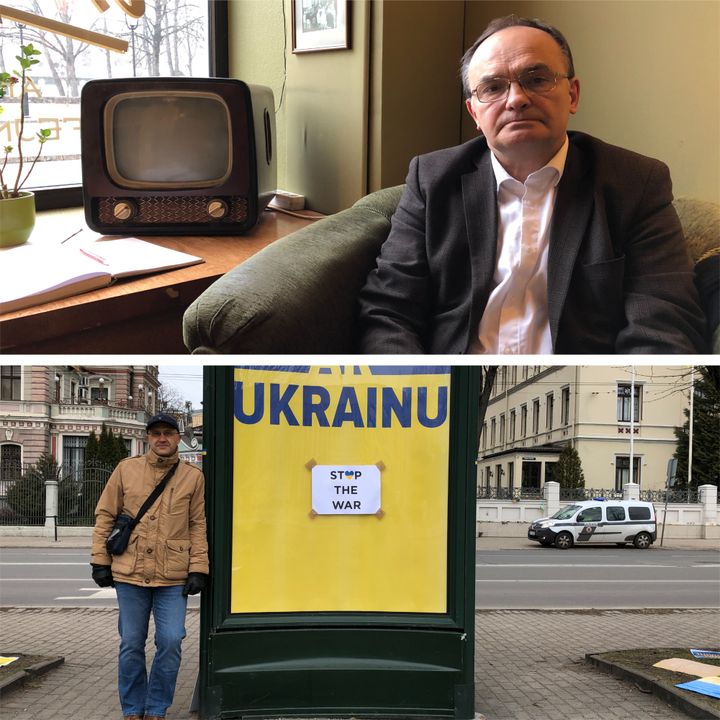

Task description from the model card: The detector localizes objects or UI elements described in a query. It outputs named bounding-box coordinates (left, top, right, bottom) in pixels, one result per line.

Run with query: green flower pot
left=0, top=191, right=36, bottom=248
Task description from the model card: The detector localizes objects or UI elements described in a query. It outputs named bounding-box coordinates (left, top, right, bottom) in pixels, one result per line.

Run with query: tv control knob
left=207, top=199, right=228, bottom=219
left=113, top=200, right=136, bottom=221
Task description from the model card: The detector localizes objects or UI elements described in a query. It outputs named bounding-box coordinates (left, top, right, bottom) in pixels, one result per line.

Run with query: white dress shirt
left=472, top=136, right=569, bottom=355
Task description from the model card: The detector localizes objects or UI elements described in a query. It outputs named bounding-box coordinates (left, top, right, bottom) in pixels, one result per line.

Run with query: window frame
left=33, top=0, right=229, bottom=211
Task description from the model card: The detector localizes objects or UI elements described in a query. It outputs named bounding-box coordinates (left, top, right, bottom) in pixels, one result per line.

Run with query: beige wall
left=368, top=0, right=466, bottom=191
left=463, top=1, right=720, bottom=203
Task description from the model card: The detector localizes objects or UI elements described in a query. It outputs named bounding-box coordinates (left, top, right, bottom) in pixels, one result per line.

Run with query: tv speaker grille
left=97, top=196, right=249, bottom=225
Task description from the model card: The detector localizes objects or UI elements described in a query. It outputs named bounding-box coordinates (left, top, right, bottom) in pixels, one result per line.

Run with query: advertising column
left=200, top=365, right=479, bottom=719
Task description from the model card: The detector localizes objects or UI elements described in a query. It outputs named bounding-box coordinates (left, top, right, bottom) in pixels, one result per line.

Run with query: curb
left=0, top=656, right=65, bottom=697
left=586, top=652, right=720, bottom=720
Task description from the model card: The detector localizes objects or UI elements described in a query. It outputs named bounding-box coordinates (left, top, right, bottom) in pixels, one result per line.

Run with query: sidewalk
left=1, top=605, right=717, bottom=720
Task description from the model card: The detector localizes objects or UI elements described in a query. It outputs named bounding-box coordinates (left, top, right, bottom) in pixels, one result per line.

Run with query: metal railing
left=0, top=459, right=113, bottom=526
left=476, top=485, right=705, bottom=504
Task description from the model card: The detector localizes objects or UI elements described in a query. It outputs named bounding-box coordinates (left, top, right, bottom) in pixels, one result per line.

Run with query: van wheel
left=633, top=532, right=652, bottom=549
left=555, top=532, right=574, bottom=550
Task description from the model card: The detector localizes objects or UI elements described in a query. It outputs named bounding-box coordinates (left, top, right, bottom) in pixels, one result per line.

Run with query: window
left=561, top=386, right=570, bottom=425
left=629, top=506, right=651, bottom=521
left=509, top=409, right=516, bottom=442
left=577, top=506, right=602, bottom=522
left=481, top=422, right=487, bottom=450
left=62, top=435, right=88, bottom=473
left=615, top=455, right=642, bottom=490
left=2, top=1, right=225, bottom=209
left=607, top=506, right=626, bottom=521
left=617, top=383, right=642, bottom=422
left=520, top=404, right=528, bottom=437
left=91, top=386, right=109, bottom=403
left=545, top=461, right=556, bottom=484
left=508, top=462, right=514, bottom=493
left=532, top=399, right=540, bottom=434
left=0, top=444, right=22, bottom=481
left=1, top=367, right=22, bottom=400
left=499, top=414, right=505, bottom=445
left=545, top=392, right=554, bottom=430
left=490, top=418, right=496, bottom=447
left=495, top=464, right=502, bottom=491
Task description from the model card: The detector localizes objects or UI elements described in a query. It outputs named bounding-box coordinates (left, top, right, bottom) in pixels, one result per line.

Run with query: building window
left=617, top=383, right=642, bottom=422
left=532, top=399, right=540, bottom=434
left=62, top=435, right=88, bottom=473
left=545, top=461, right=556, bottom=484
left=0, top=444, right=22, bottom=481
left=1, top=367, right=22, bottom=401
left=509, top=409, right=516, bottom=442
left=508, top=462, right=514, bottom=494
left=2, top=1, right=222, bottom=209
left=490, top=418, right=496, bottom=447
left=561, top=386, right=570, bottom=425
left=91, top=386, right=109, bottom=403
left=481, top=422, right=487, bottom=450
left=499, top=414, right=505, bottom=445
left=546, top=392, right=554, bottom=430
left=615, top=455, right=642, bottom=490
left=520, top=404, right=528, bottom=437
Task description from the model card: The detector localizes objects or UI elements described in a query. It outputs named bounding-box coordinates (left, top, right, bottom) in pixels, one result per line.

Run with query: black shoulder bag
left=106, top=461, right=179, bottom=556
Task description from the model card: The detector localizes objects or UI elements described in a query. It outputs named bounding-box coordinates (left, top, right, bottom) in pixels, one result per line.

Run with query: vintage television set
left=81, top=77, right=276, bottom=235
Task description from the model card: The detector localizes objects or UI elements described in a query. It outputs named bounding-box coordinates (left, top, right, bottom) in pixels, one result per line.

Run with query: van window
left=607, top=506, right=626, bottom=521
left=551, top=505, right=581, bottom=520
left=577, top=507, right=602, bottom=522
left=629, top=506, right=651, bottom=520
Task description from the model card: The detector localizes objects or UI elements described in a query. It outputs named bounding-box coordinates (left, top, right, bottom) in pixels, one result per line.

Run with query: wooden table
left=0, top=207, right=320, bottom=354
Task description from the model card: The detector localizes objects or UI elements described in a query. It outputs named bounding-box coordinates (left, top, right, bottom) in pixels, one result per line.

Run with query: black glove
left=91, top=564, right=114, bottom=588
left=182, top=572, right=207, bottom=596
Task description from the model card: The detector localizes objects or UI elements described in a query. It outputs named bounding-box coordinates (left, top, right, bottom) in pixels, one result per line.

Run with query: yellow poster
left=231, top=366, right=451, bottom=614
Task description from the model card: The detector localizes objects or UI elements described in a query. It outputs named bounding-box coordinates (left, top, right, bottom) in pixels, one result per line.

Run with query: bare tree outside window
left=0, top=0, right=208, bottom=191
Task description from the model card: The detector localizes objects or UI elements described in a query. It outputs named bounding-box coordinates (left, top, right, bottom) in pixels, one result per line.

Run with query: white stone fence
left=477, top=481, right=719, bottom=540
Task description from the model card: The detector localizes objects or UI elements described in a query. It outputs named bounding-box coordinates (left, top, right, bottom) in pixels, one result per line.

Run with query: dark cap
left=146, top=413, right=179, bottom=432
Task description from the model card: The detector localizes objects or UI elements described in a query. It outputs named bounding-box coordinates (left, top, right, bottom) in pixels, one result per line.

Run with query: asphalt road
left=1, top=546, right=718, bottom=609
left=0, top=547, right=201, bottom=608
left=476, top=546, right=720, bottom=609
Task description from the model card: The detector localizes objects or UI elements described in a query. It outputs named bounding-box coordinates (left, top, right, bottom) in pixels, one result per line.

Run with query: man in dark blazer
left=358, top=16, right=707, bottom=354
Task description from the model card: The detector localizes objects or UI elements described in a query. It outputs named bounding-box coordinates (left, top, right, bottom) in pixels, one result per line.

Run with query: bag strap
left=130, top=461, right=179, bottom=529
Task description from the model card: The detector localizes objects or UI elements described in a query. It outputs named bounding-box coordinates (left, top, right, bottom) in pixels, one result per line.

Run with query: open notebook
left=0, top=237, right=204, bottom=314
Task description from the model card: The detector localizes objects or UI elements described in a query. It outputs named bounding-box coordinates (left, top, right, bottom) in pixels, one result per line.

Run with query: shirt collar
left=491, top=134, right=569, bottom=189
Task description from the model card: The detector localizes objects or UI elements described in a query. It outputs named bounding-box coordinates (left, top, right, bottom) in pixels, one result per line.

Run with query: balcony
left=50, top=401, right=146, bottom=424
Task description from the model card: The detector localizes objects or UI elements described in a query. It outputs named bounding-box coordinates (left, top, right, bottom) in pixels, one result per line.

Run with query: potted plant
left=0, top=43, right=51, bottom=248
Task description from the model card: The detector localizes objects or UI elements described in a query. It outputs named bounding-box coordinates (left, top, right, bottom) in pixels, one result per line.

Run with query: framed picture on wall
left=292, top=0, right=351, bottom=53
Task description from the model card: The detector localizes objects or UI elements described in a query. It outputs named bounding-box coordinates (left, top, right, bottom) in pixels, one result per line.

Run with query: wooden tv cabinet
left=0, top=207, right=320, bottom=354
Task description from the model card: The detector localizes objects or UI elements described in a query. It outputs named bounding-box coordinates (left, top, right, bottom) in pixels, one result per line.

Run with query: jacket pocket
left=164, top=539, right=190, bottom=580
left=111, top=534, right=139, bottom=576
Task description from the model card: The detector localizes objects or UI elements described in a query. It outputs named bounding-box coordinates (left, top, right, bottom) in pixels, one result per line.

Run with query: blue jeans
left=115, top=582, right=188, bottom=718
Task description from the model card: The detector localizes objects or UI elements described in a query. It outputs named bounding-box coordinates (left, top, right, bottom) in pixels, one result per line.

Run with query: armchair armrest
left=183, top=186, right=404, bottom=354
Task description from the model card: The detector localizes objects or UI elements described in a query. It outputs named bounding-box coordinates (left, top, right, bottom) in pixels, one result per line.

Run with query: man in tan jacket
left=91, top=413, right=209, bottom=720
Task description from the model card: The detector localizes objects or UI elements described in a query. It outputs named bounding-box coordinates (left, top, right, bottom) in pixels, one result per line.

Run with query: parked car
left=527, top=499, right=657, bottom=549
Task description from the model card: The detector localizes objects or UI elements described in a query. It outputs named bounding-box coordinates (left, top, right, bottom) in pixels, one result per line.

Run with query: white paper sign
left=311, top=465, right=381, bottom=515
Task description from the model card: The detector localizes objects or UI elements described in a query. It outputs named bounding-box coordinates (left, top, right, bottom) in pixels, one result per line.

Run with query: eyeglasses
left=148, top=429, right=178, bottom=438
left=471, top=69, right=569, bottom=104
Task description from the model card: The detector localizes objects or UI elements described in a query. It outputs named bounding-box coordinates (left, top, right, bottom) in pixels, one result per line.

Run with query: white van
left=527, top=500, right=657, bottom=549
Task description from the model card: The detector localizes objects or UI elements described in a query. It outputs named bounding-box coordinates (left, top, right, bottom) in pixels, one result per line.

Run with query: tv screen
left=107, top=92, right=232, bottom=188
left=81, top=78, right=276, bottom=235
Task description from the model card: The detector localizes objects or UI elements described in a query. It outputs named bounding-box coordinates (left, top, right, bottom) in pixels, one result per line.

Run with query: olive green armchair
left=182, top=189, right=719, bottom=354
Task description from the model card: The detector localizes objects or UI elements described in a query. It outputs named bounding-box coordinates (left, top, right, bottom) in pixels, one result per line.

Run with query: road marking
left=55, top=588, right=117, bottom=600
left=475, top=578, right=720, bottom=583
left=477, top=563, right=676, bottom=568
left=0, top=562, right=89, bottom=565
